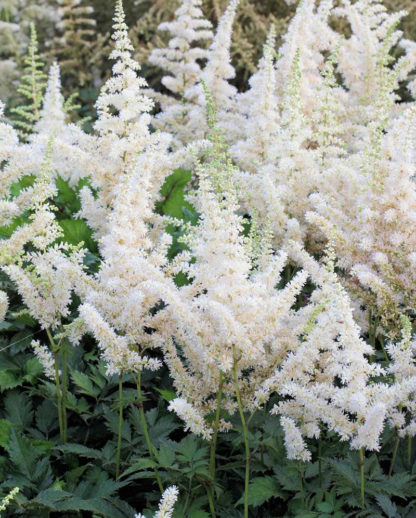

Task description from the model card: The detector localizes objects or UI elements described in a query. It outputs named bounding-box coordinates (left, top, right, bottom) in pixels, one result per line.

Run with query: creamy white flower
left=31, top=340, right=55, bottom=380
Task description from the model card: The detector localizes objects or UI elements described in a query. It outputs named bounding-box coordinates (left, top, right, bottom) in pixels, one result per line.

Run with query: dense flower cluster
left=2, top=0, right=416, bottom=506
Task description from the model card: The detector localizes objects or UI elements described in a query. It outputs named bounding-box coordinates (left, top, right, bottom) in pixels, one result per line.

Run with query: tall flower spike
left=0, top=141, right=88, bottom=330
left=0, top=291, right=8, bottom=322
left=94, top=0, right=153, bottom=153
left=135, top=486, right=179, bottom=518
left=332, top=0, right=406, bottom=132
left=185, top=0, right=240, bottom=140
left=78, top=136, right=176, bottom=374
left=231, top=24, right=280, bottom=171
left=275, top=0, right=333, bottom=116
left=154, top=103, right=309, bottom=438
left=35, top=62, right=66, bottom=137
left=148, top=0, right=213, bottom=146
left=81, top=0, right=172, bottom=236
left=149, top=0, right=213, bottom=96
left=199, top=0, right=239, bottom=105
left=10, top=22, right=47, bottom=140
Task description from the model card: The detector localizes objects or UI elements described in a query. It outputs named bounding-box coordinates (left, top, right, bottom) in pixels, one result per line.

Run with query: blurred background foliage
left=1, top=0, right=415, bottom=111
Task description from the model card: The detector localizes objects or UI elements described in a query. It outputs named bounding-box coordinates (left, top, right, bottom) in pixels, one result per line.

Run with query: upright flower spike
left=263, top=243, right=386, bottom=457
left=78, top=136, right=176, bottom=374
left=80, top=0, right=172, bottom=235
left=198, top=0, right=239, bottom=106
left=153, top=103, right=309, bottom=435
left=0, top=291, right=8, bottom=322
left=233, top=47, right=317, bottom=248
left=135, top=486, right=179, bottom=518
left=385, top=317, right=416, bottom=439
left=94, top=0, right=153, bottom=157
left=35, top=62, right=66, bottom=137
left=10, top=23, right=47, bottom=140
left=309, top=97, right=416, bottom=336
left=311, top=42, right=347, bottom=167
left=333, top=0, right=406, bottom=125
left=0, top=100, right=19, bottom=171
left=275, top=0, right=334, bottom=117
left=0, top=141, right=89, bottom=330
left=148, top=0, right=213, bottom=146
left=231, top=25, right=280, bottom=172
left=149, top=0, right=213, bottom=96
left=185, top=0, right=240, bottom=141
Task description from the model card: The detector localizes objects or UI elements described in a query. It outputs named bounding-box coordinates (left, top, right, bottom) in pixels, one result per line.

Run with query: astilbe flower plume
left=0, top=139, right=88, bottom=330
left=148, top=0, right=213, bottom=146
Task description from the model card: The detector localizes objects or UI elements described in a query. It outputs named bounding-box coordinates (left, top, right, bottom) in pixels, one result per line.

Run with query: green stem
left=379, top=335, right=389, bottom=362
left=47, top=329, right=64, bottom=443
left=360, top=448, right=365, bottom=507
left=116, top=374, right=123, bottom=480
left=61, top=346, right=68, bottom=443
left=136, top=372, right=164, bottom=492
left=408, top=437, right=412, bottom=468
left=318, top=438, right=322, bottom=490
left=53, top=349, right=64, bottom=443
left=210, top=372, right=224, bottom=482
left=232, top=348, right=250, bottom=518
left=208, top=372, right=224, bottom=518
left=389, top=435, right=400, bottom=478
left=206, top=486, right=216, bottom=518
left=368, top=310, right=376, bottom=349
left=299, top=462, right=305, bottom=508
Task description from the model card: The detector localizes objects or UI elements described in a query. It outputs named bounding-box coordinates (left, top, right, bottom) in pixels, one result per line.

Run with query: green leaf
left=189, top=512, right=210, bottom=518
left=71, top=370, right=100, bottom=398
left=157, top=445, right=176, bottom=467
left=0, top=215, right=29, bottom=239
left=7, top=428, right=37, bottom=478
left=155, top=388, right=177, bottom=402
left=10, top=175, right=36, bottom=197
left=0, top=370, right=22, bottom=391
left=36, top=400, right=57, bottom=435
left=23, top=357, right=44, bottom=382
left=120, top=458, right=157, bottom=479
left=316, top=502, right=333, bottom=513
left=55, top=176, right=81, bottom=212
left=59, top=219, right=97, bottom=251
left=4, top=391, right=33, bottom=428
left=57, top=443, right=102, bottom=460
left=375, top=494, right=397, bottom=517
left=157, top=169, right=195, bottom=219
left=0, top=419, right=11, bottom=448
left=237, top=476, right=284, bottom=507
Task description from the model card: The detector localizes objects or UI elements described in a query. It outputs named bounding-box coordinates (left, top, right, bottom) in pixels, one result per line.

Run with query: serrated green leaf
left=316, top=502, right=333, bottom=513
left=158, top=169, right=193, bottom=219
left=36, top=399, right=57, bottom=435
left=0, top=370, right=22, bottom=391
left=155, top=388, right=177, bottom=402
left=0, top=419, right=11, bottom=448
left=237, top=476, right=284, bottom=507
left=7, top=428, right=37, bottom=478
left=188, top=511, right=210, bottom=518
left=375, top=494, right=397, bottom=517
left=71, top=370, right=100, bottom=398
left=23, top=357, right=44, bottom=381
left=59, top=219, right=97, bottom=251
left=157, top=445, right=176, bottom=467
left=120, top=458, right=157, bottom=479
left=57, top=443, right=102, bottom=459
left=4, top=391, right=33, bottom=428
